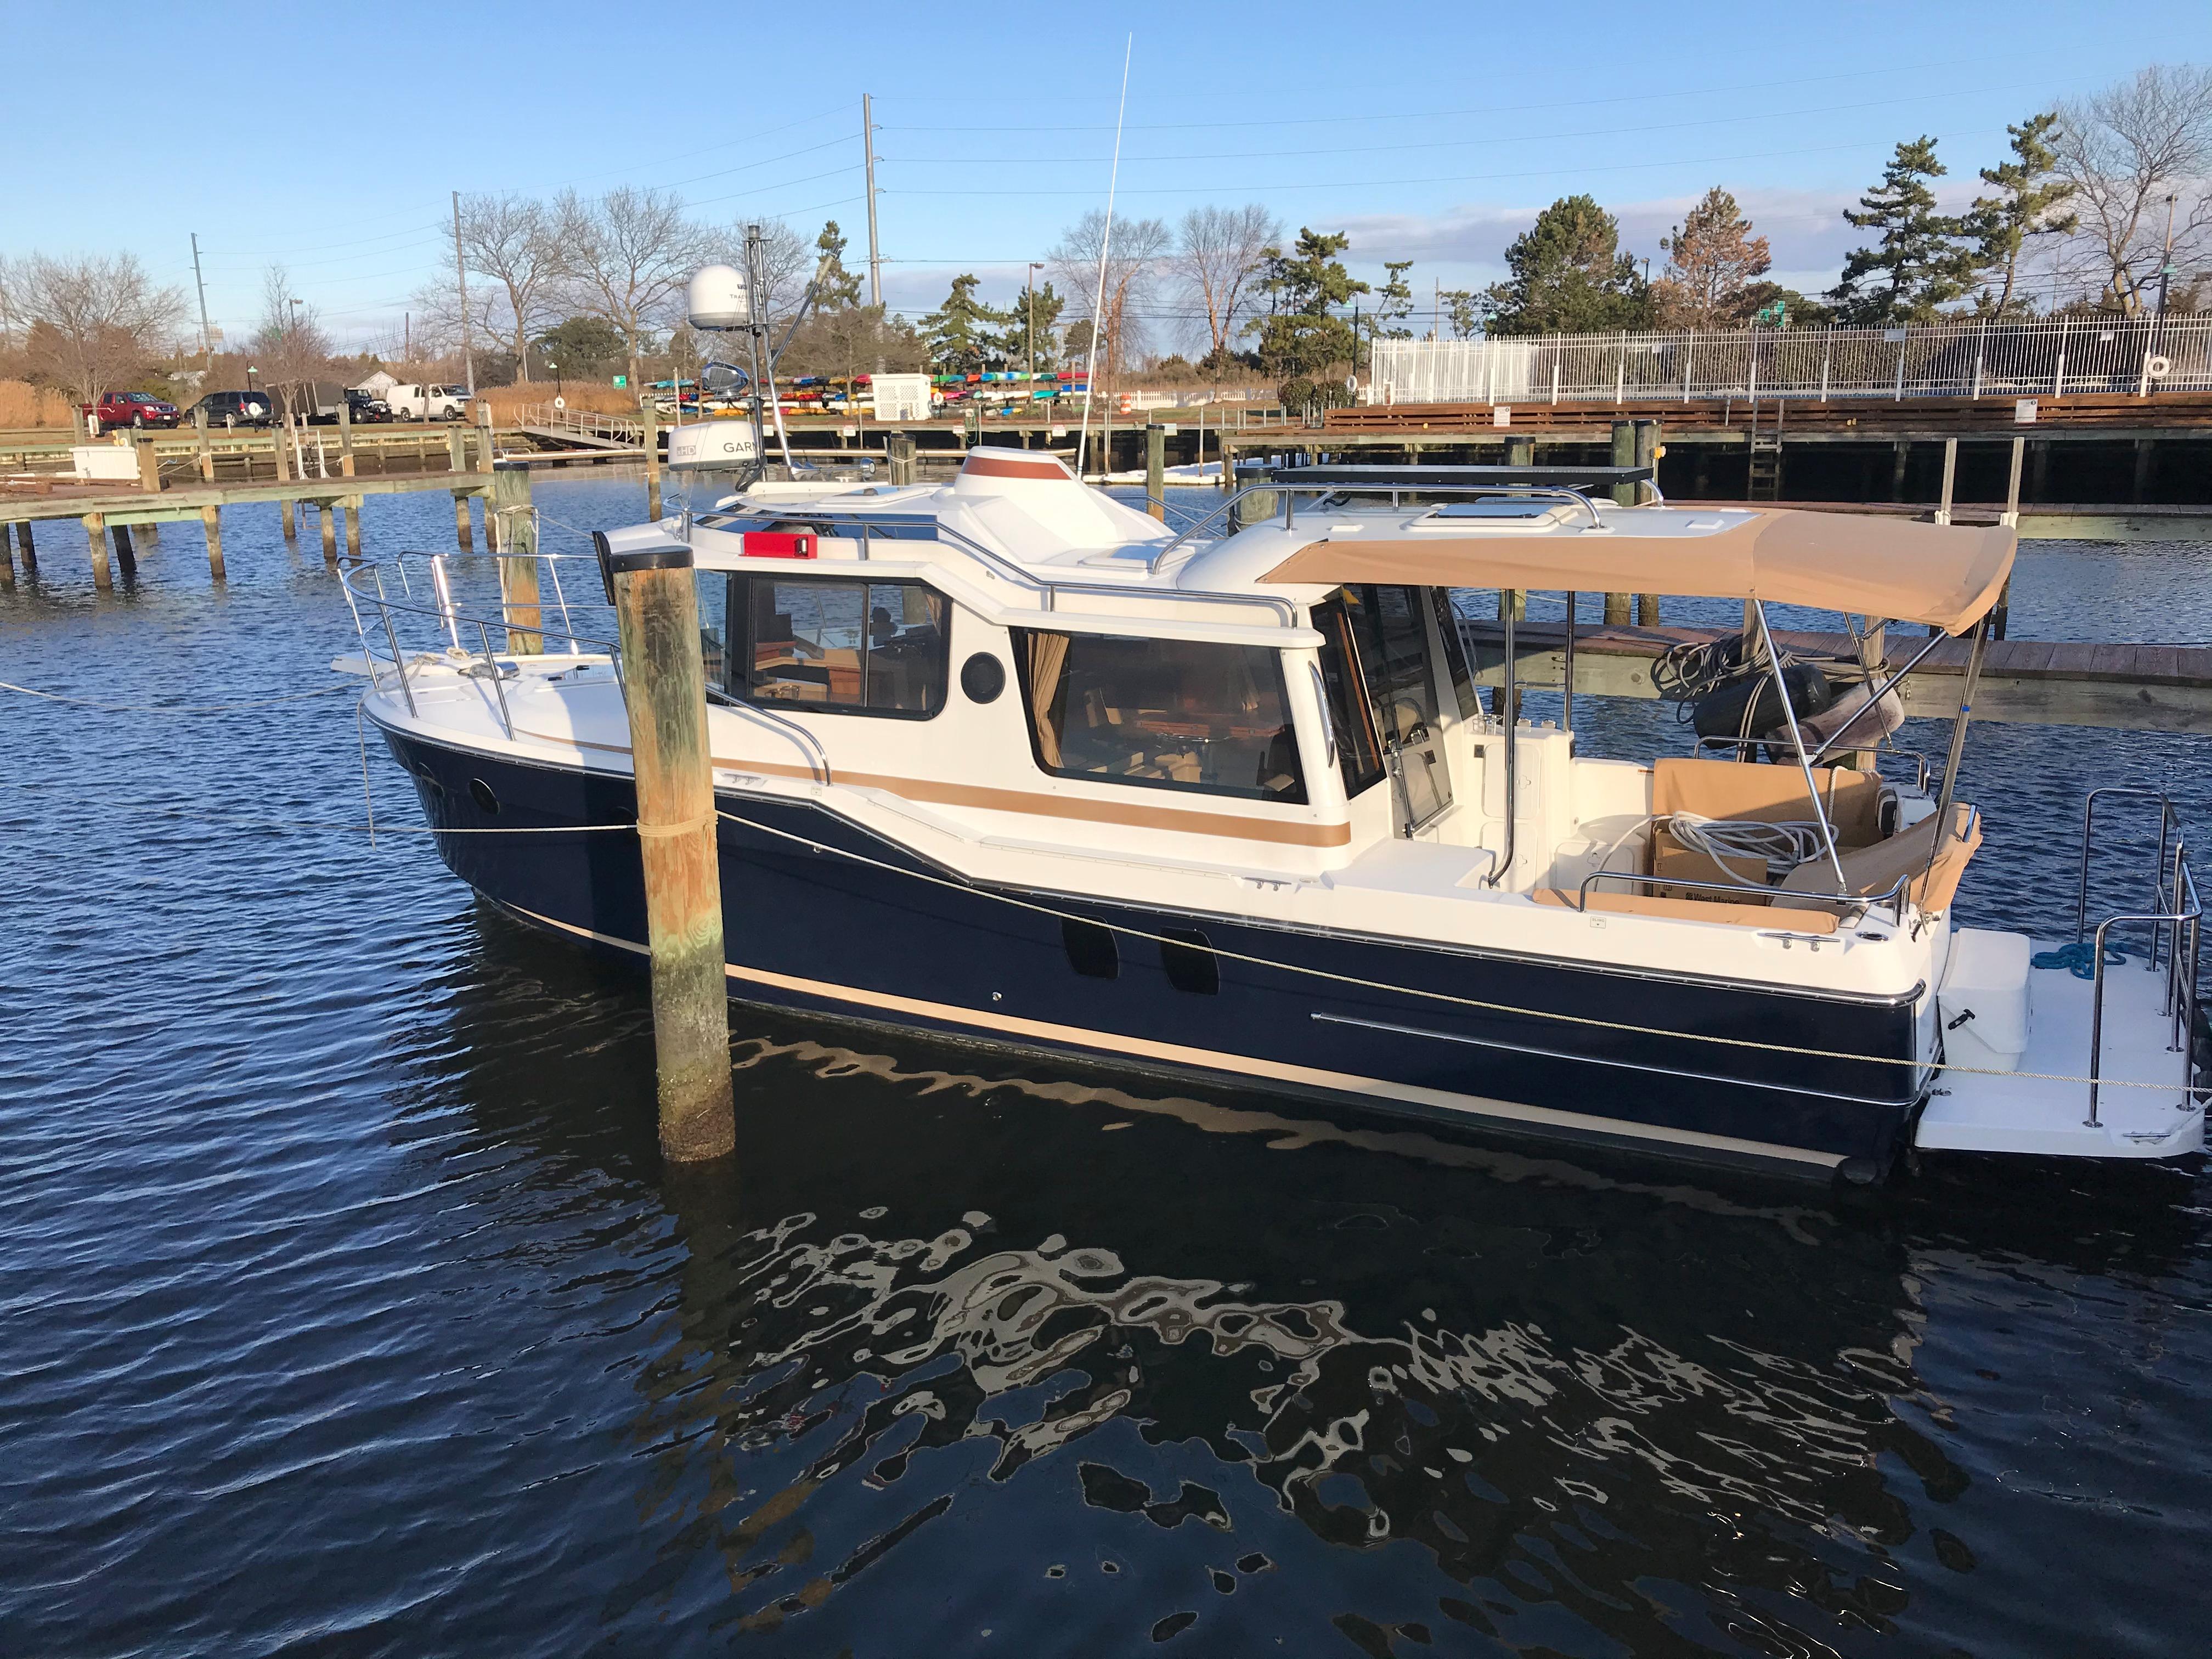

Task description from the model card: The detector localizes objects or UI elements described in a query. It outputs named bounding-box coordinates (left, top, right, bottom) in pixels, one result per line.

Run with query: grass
left=0, top=380, right=80, bottom=428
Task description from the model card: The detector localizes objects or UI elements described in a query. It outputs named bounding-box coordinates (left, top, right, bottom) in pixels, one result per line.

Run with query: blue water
left=1, top=477, right=2207, bottom=1656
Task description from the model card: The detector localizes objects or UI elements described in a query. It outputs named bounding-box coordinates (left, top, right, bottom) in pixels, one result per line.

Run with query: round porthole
left=961, top=653, right=1006, bottom=704
left=469, top=777, right=500, bottom=814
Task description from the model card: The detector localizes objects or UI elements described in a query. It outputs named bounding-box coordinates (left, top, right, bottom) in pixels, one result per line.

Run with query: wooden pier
left=1466, top=619, right=2212, bottom=735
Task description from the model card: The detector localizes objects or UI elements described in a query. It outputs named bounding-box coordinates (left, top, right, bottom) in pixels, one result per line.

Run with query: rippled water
left=3, top=479, right=2209, bottom=1657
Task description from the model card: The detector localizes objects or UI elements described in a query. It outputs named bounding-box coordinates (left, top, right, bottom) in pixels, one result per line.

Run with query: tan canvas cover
left=1260, top=509, right=2016, bottom=636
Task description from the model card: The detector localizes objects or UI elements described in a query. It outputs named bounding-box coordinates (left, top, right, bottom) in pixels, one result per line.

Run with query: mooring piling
left=642, top=398, right=662, bottom=521
left=15, top=521, right=33, bottom=574
left=493, top=465, right=542, bottom=653
left=1635, top=419, right=1662, bottom=624
left=344, top=496, right=363, bottom=560
left=600, top=533, right=735, bottom=1163
left=337, top=398, right=356, bottom=479
left=1145, top=422, right=1167, bottom=520
left=201, top=506, right=224, bottom=580
left=86, top=513, right=110, bottom=590
left=319, top=503, right=338, bottom=565
left=193, top=409, right=215, bottom=483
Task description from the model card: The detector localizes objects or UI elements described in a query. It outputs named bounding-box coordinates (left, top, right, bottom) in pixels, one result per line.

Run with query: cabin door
left=1342, top=585, right=1453, bottom=829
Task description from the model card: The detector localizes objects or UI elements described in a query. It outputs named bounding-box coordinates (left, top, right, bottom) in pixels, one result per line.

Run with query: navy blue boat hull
left=384, top=727, right=1927, bottom=1176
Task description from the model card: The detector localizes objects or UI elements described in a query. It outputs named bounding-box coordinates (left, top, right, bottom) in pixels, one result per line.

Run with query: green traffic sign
left=612, top=374, right=628, bottom=388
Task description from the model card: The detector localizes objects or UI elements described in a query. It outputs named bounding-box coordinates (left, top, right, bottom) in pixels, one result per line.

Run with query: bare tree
left=456, top=192, right=563, bottom=381
left=2054, top=65, right=2212, bottom=314
left=708, top=219, right=812, bottom=328
left=555, top=186, right=709, bottom=393
left=252, top=266, right=334, bottom=417
left=1172, top=205, right=1280, bottom=367
left=1049, top=210, right=1172, bottom=379
left=13, top=252, right=186, bottom=413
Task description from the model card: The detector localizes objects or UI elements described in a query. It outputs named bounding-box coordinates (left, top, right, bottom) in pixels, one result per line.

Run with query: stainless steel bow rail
left=2075, top=788, right=2205, bottom=1126
left=337, top=549, right=834, bottom=783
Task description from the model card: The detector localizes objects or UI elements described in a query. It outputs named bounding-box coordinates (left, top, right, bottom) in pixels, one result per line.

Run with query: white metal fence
left=1370, top=315, right=2212, bottom=405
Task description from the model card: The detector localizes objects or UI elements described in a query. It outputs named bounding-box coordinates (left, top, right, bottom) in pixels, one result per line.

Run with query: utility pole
left=1028, top=261, right=1043, bottom=375
left=452, top=190, right=475, bottom=396
left=862, top=94, right=882, bottom=308
left=190, top=233, right=213, bottom=359
left=2155, top=193, right=2177, bottom=321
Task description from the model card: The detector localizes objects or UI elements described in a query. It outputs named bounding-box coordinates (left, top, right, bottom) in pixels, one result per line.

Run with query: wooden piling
left=1634, top=420, right=1662, bottom=624
left=135, top=433, right=160, bottom=495
left=319, top=503, right=338, bottom=564
left=194, top=408, right=215, bottom=483
left=337, top=397, right=356, bottom=479
left=110, top=522, right=135, bottom=577
left=15, top=521, right=35, bottom=572
left=476, top=399, right=497, bottom=478
left=86, top=514, right=110, bottom=590
left=1218, top=439, right=1235, bottom=494
left=602, top=534, right=735, bottom=1163
left=273, top=415, right=292, bottom=483
left=281, top=498, right=297, bottom=541
left=344, top=495, right=363, bottom=560
left=1144, top=423, right=1166, bottom=520
left=201, top=506, right=224, bottom=581
left=454, top=490, right=473, bottom=551
left=1, top=531, right=13, bottom=590
left=1604, top=422, right=1634, bottom=624
left=493, top=465, right=542, bottom=654
left=1936, top=437, right=1958, bottom=526
left=642, top=397, right=662, bottom=520
left=445, top=426, right=466, bottom=475
left=1506, top=436, right=1533, bottom=467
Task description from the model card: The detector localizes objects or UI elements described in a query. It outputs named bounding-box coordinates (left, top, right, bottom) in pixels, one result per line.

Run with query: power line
left=876, top=53, right=2039, bottom=135
left=885, top=127, right=2016, bottom=200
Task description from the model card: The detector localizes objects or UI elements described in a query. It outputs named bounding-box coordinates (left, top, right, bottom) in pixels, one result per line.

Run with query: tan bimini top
left=1258, top=506, right=2017, bottom=636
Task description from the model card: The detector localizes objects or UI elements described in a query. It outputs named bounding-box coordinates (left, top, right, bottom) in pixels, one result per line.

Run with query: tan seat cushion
left=1773, top=803, right=1982, bottom=916
left=1533, top=887, right=1839, bottom=934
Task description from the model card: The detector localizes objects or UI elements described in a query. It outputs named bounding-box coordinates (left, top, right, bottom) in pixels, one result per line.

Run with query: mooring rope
left=0, top=679, right=359, bottom=714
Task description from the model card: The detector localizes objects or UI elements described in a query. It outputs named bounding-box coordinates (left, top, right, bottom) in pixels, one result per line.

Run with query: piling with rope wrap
left=599, top=532, right=735, bottom=1162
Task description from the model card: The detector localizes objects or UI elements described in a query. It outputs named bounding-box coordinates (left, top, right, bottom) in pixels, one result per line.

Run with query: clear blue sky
left=2, top=1, right=2193, bottom=352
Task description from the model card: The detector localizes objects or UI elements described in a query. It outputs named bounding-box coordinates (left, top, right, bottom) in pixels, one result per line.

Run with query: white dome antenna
left=687, top=264, right=751, bottom=331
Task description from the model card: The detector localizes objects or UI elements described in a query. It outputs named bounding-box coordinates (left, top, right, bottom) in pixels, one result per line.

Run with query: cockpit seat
left=1773, top=804, right=1982, bottom=917
left=1647, top=757, right=1886, bottom=902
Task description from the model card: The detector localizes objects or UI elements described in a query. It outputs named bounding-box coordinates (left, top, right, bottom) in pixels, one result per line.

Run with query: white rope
left=1667, top=812, right=1830, bottom=885
left=708, top=801, right=2200, bottom=1096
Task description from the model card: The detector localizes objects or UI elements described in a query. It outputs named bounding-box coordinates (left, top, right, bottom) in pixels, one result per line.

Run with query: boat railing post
left=1925, top=618, right=1990, bottom=893
left=1561, top=591, right=1576, bottom=732
left=1752, top=599, right=1847, bottom=888
left=1487, top=595, right=1519, bottom=888
left=477, top=622, right=514, bottom=738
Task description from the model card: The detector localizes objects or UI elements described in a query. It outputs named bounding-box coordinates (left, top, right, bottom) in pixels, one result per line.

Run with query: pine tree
left=813, top=221, right=863, bottom=310
left=1966, top=115, right=2077, bottom=316
left=1246, top=229, right=1367, bottom=403
left=1482, top=196, right=1652, bottom=335
left=1828, top=138, right=1979, bottom=325
left=1373, top=261, right=1415, bottom=340
left=1652, top=188, right=1772, bottom=328
left=920, top=274, right=1009, bottom=374
left=989, top=280, right=1065, bottom=373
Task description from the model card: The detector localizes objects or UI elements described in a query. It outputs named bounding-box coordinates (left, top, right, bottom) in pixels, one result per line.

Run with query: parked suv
left=184, top=391, right=278, bottom=428
left=343, top=388, right=394, bottom=424
left=83, top=391, right=181, bottom=430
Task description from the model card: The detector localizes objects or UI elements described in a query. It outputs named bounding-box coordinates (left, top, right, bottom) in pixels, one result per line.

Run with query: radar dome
left=687, top=264, right=751, bottom=330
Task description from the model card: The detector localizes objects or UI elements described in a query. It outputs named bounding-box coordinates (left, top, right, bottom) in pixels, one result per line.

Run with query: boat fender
left=1689, top=661, right=1835, bottom=742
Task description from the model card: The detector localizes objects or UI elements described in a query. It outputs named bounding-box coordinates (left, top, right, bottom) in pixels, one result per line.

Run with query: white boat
left=341, top=450, right=2204, bottom=1181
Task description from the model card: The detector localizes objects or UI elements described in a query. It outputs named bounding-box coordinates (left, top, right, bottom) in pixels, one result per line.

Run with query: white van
left=384, top=383, right=472, bottom=421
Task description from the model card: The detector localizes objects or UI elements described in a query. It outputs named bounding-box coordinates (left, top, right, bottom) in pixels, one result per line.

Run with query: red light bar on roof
left=741, top=531, right=816, bottom=559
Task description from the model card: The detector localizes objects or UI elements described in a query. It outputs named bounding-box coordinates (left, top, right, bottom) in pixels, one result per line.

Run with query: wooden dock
left=1465, top=620, right=2212, bottom=733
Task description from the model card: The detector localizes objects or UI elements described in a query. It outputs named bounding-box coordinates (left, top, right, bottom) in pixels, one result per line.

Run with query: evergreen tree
left=989, top=279, right=1065, bottom=372
left=1652, top=188, right=1771, bottom=328
left=1246, top=228, right=1368, bottom=402
left=1482, top=196, right=1652, bottom=335
left=812, top=221, right=864, bottom=310
left=1966, top=114, right=2077, bottom=316
left=920, top=274, right=1010, bottom=374
left=1436, top=289, right=1487, bottom=340
left=1373, top=260, right=1415, bottom=340
left=1828, top=137, right=1979, bottom=325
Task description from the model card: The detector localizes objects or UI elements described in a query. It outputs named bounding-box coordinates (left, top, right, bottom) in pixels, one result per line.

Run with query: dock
left=1465, top=620, right=2212, bottom=734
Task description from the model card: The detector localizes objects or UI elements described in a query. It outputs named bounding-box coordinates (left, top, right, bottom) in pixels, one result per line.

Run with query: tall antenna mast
left=862, top=94, right=882, bottom=308
left=1074, top=36, right=1132, bottom=482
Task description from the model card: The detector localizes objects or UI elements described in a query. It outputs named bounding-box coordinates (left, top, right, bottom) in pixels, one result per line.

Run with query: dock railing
left=1372, top=315, right=2212, bottom=407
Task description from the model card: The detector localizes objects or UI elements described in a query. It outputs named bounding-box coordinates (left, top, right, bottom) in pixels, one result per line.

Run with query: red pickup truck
left=82, top=391, right=182, bottom=430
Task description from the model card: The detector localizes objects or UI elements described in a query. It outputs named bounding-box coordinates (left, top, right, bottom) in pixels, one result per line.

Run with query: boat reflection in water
left=432, top=906, right=2203, bottom=1655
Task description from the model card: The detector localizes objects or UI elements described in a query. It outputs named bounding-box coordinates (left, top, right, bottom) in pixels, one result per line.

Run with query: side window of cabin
left=735, top=575, right=948, bottom=717
left=1310, top=595, right=1385, bottom=798
left=697, top=573, right=730, bottom=696
left=1014, top=631, right=1307, bottom=804
left=1427, top=588, right=1482, bottom=721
